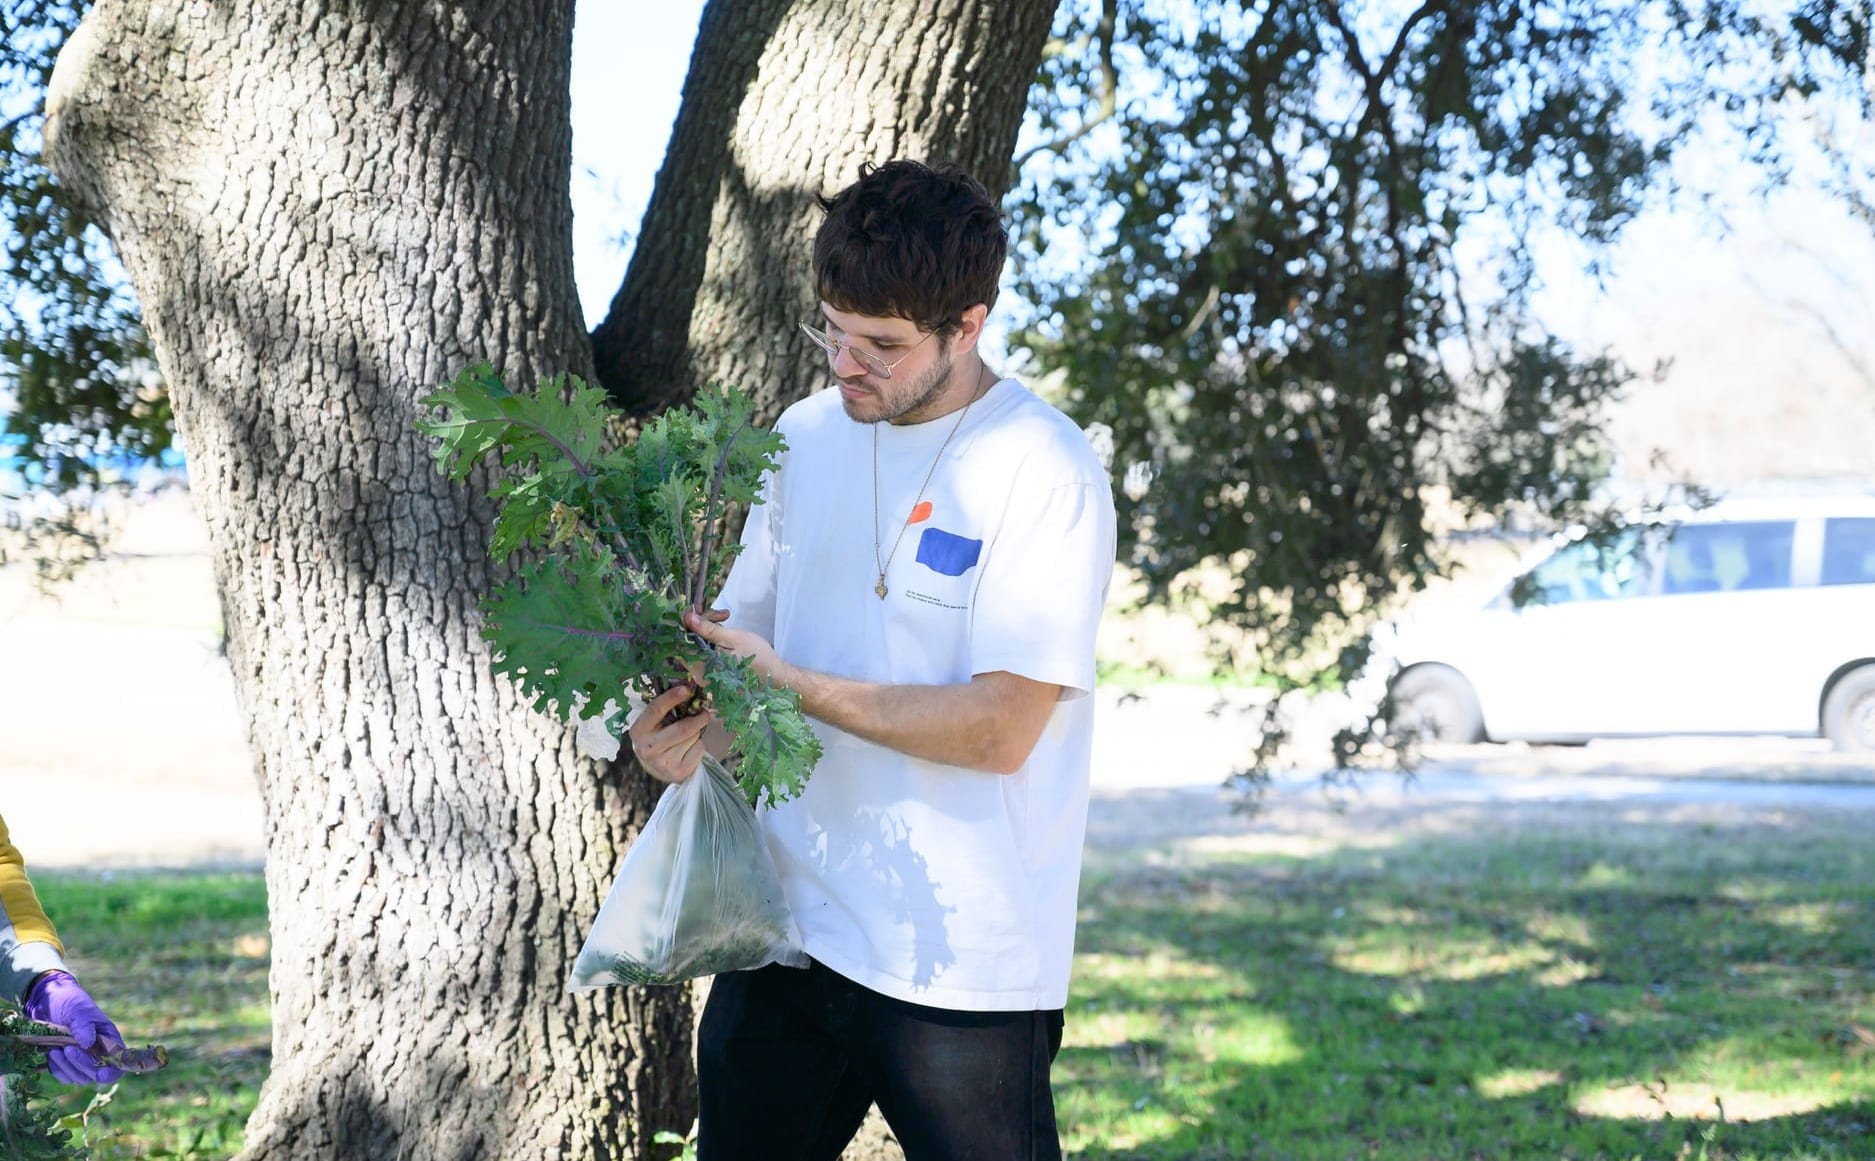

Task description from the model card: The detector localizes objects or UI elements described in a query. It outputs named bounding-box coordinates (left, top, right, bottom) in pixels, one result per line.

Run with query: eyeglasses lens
left=802, top=321, right=892, bottom=379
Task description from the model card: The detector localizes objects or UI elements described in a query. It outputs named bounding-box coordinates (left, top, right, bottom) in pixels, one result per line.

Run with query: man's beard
left=843, top=343, right=954, bottom=424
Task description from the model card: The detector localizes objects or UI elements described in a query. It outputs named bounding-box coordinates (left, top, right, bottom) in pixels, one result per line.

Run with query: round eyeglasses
left=799, top=318, right=938, bottom=380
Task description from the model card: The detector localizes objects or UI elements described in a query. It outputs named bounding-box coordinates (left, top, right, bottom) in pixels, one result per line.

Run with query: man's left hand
left=684, top=608, right=787, bottom=684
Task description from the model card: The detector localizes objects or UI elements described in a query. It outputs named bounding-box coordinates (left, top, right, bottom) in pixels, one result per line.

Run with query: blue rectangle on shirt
left=916, top=527, right=982, bottom=577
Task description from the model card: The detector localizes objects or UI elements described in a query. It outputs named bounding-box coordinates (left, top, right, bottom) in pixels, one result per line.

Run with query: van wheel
left=1823, top=666, right=1875, bottom=753
left=1389, top=666, right=1486, bottom=744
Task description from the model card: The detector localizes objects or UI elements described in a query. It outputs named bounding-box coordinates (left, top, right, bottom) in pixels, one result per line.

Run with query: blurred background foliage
left=2, top=0, right=169, bottom=585
left=1006, top=0, right=1872, bottom=746
left=1, top=0, right=168, bottom=485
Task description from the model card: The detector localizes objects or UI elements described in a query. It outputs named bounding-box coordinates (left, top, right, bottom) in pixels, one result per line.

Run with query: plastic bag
left=568, top=755, right=807, bottom=989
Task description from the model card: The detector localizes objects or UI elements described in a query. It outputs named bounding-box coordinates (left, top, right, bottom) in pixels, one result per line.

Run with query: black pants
left=696, top=960, right=1065, bottom=1161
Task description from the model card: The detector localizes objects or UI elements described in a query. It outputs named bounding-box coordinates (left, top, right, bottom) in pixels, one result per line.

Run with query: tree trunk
left=44, top=2, right=692, bottom=1156
left=591, top=0, right=1059, bottom=420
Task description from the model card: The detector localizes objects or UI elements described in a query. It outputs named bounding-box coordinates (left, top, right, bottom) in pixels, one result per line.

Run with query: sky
left=1530, top=125, right=1875, bottom=485
left=567, top=0, right=708, bottom=329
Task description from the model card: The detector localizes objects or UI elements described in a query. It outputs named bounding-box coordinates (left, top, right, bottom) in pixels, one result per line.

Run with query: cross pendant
left=875, top=579, right=888, bottom=600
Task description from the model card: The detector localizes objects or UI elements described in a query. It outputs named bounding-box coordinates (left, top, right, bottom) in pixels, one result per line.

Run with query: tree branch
left=1322, top=0, right=1450, bottom=441
left=1013, top=0, right=1119, bottom=168
left=1373, top=3, right=1447, bottom=92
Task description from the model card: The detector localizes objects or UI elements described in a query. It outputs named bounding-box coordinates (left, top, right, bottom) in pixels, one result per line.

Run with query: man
left=631, top=159, right=1116, bottom=1160
left=2, top=812, right=127, bottom=1085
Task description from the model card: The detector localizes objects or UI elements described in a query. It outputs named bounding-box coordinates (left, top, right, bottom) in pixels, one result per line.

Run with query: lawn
left=1060, top=801, right=1875, bottom=1160
left=32, top=873, right=269, bottom=1159
left=27, top=805, right=1875, bottom=1159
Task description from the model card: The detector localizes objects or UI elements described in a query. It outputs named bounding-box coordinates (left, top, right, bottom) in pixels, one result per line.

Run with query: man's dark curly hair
left=813, top=160, right=1006, bottom=336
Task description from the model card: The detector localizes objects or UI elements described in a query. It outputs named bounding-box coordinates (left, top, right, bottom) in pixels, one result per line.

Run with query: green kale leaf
left=417, top=365, right=819, bottom=806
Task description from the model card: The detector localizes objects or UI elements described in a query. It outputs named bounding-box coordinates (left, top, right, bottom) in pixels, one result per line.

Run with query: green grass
left=22, top=815, right=1875, bottom=1159
left=1060, top=816, right=1875, bottom=1159
left=32, top=872, right=269, bottom=1159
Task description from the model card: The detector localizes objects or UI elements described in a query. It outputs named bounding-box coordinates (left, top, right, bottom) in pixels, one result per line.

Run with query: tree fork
left=590, top=0, right=1058, bottom=422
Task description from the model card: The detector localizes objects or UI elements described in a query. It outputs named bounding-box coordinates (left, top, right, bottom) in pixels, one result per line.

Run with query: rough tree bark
left=43, top=2, right=692, bottom=1157
left=591, top=0, right=1058, bottom=420
left=42, top=0, right=1056, bottom=1156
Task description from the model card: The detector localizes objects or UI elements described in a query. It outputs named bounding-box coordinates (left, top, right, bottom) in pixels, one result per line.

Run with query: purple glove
left=23, top=970, right=126, bottom=1085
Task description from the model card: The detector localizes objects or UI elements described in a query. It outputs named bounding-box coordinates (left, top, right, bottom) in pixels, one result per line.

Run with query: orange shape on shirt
left=907, top=501, right=934, bottom=525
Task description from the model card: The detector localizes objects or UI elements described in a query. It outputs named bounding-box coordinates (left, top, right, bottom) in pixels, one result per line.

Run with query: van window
left=1822, top=518, right=1875, bottom=586
left=1660, top=521, right=1795, bottom=594
left=1516, top=529, right=1645, bottom=605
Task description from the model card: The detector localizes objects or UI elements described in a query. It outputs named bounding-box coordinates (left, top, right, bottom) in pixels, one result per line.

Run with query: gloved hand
left=22, top=970, right=127, bottom=1085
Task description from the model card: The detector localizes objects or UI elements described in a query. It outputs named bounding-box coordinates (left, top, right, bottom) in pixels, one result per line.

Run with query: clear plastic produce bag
left=568, top=755, right=807, bottom=989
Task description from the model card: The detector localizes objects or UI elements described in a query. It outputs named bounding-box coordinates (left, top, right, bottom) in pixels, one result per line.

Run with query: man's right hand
left=628, top=683, right=715, bottom=784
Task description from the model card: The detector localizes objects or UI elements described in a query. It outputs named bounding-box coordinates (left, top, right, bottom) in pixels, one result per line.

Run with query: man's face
left=819, top=305, right=956, bottom=426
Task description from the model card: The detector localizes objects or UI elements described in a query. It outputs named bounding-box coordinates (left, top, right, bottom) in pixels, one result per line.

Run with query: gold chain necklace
left=871, top=365, right=991, bottom=600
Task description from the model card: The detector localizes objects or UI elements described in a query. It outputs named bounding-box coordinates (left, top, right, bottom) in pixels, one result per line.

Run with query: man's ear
left=954, top=303, right=991, bottom=354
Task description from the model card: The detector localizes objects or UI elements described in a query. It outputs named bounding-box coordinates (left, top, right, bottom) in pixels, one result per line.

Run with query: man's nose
left=831, top=343, right=870, bottom=377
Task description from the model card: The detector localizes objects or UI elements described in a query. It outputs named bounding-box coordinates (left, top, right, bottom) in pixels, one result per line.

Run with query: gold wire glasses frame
left=798, top=318, right=938, bottom=380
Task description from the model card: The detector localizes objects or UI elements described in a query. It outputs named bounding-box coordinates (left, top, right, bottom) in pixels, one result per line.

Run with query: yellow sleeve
left=1, top=812, right=69, bottom=1003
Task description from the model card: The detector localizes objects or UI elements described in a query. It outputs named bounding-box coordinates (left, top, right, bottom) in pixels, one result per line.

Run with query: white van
left=1380, top=495, right=1875, bottom=752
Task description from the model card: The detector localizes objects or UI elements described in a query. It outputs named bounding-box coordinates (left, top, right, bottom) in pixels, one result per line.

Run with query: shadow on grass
left=1065, top=793, right=1875, bottom=1160
left=20, top=800, right=1875, bottom=1160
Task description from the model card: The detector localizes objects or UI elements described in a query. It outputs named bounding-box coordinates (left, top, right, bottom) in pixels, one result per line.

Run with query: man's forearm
left=681, top=608, right=1059, bottom=773
left=781, top=665, right=1052, bottom=775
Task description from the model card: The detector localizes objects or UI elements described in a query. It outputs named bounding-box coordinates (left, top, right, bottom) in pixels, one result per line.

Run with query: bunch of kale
left=418, top=365, right=820, bottom=807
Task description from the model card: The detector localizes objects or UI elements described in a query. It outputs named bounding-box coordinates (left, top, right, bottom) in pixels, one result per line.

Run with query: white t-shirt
left=714, top=377, right=1116, bottom=1012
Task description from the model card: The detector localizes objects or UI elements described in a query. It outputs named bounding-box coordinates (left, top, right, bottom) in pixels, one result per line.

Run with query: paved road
left=1089, top=684, right=1875, bottom=796
left=7, top=615, right=1874, bottom=870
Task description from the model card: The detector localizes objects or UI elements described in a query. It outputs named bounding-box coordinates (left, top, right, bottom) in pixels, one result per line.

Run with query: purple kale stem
left=509, top=380, right=599, bottom=480
left=459, top=411, right=597, bottom=481
left=532, top=423, right=595, bottom=480
left=674, top=492, right=698, bottom=612
left=690, top=417, right=748, bottom=612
